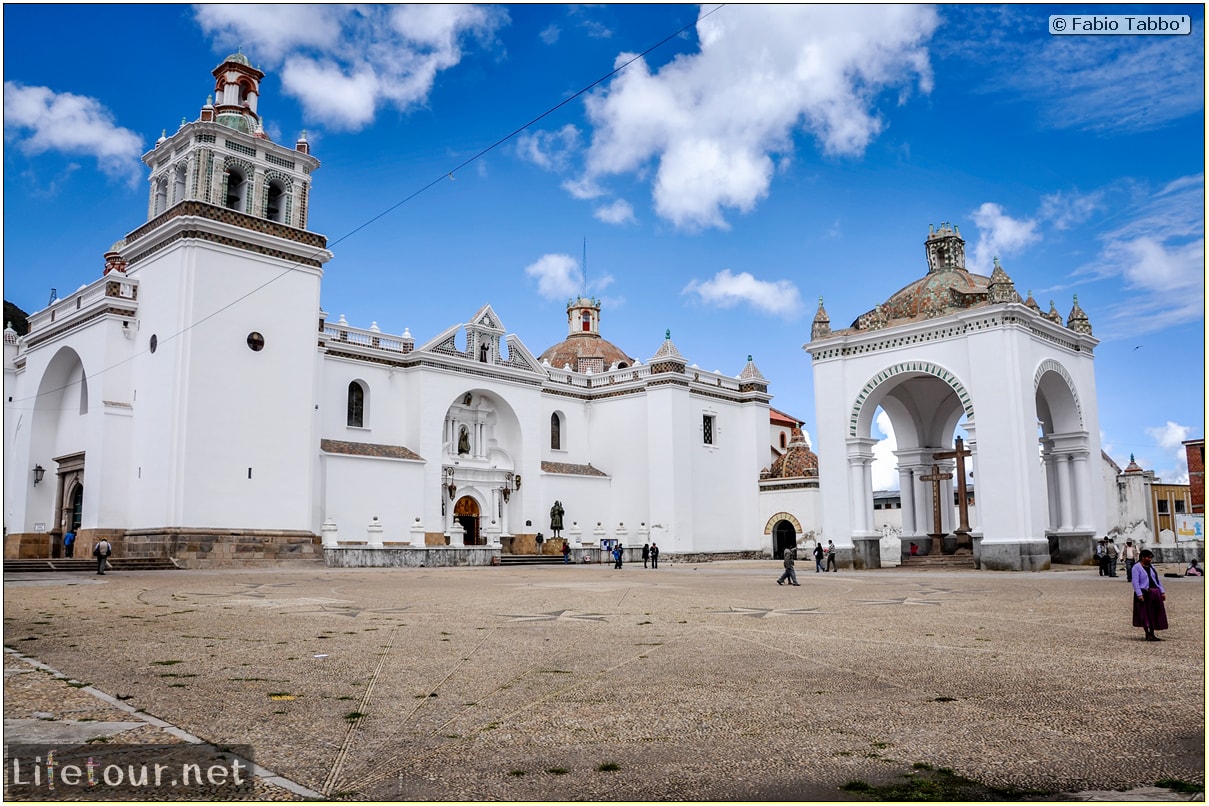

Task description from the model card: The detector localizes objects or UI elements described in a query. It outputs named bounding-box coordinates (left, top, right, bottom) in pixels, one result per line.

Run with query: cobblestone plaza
left=4, top=561, right=1204, bottom=801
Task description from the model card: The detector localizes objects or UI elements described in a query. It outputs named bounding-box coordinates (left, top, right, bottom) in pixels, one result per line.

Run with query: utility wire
left=9, top=5, right=725, bottom=408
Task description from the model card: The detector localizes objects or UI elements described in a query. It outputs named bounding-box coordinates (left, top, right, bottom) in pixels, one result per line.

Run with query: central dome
left=537, top=296, right=634, bottom=373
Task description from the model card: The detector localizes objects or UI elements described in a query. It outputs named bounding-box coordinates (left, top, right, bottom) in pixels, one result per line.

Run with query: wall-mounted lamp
left=32, top=465, right=45, bottom=486
left=443, top=466, right=456, bottom=500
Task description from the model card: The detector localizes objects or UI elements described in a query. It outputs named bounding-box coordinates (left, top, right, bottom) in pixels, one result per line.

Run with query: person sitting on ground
left=1186, top=559, right=1203, bottom=577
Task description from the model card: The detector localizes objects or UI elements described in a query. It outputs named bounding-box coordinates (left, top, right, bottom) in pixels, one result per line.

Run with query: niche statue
left=549, top=500, right=565, bottom=537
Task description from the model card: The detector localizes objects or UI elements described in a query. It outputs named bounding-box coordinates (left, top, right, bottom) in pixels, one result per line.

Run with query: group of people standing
left=639, top=543, right=659, bottom=569
left=778, top=541, right=837, bottom=585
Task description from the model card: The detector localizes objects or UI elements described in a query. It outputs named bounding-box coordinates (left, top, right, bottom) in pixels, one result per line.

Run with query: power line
left=9, top=6, right=725, bottom=409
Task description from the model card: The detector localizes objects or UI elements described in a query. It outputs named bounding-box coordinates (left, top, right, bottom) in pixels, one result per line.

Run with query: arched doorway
left=454, top=497, right=481, bottom=545
left=772, top=520, right=797, bottom=559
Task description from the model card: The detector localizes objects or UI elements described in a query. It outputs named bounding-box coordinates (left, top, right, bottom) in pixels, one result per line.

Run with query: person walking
left=1131, top=549, right=1168, bottom=641
left=1096, top=539, right=1108, bottom=576
left=642, top=542, right=650, bottom=568
left=93, top=537, right=112, bottom=575
left=813, top=542, right=824, bottom=573
left=561, top=541, right=571, bottom=564
left=63, top=530, right=76, bottom=558
left=777, top=549, right=800, bottom=586
left=650, top=542, right=659, bottom=569
left=826, top=540, right=838, bottom=572
left=1121, top=539, right=1139, bottom=581
left=613, top=543, right=623, bottom=569
left=1105, top=538, right=1119, bottom=577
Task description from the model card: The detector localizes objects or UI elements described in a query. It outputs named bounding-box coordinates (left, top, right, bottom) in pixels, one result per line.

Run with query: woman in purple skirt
left=1131, top=549, right=1168, bottom=641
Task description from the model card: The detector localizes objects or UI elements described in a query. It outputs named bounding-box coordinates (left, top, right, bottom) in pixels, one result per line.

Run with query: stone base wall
left=424, top=532, right=448, bottom=546
left=660, top=550, right=764, bottom=564
left=1151, top=545, right=1205, bottom=565
left=122, top=528, right=321, bottom=568
left=977, top=539, right=1052, bottom=571
left=325, top=546, right=500, bottom=567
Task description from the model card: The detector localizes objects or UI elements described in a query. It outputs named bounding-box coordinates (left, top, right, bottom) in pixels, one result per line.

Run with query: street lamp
left=32, top=465, right=45, bottom=486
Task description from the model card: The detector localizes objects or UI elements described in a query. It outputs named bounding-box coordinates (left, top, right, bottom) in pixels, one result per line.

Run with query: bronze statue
left=549, top=500, right=564, bottom=536
left=458, top=425, right=470, bottom=455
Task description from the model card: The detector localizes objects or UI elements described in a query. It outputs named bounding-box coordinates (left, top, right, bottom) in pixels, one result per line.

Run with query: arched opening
left=69, top=483, right=83, bottom=532
left=851, top=365, right=973, bottom=559
left=265, top=178, right=287, bottom=222
left=225, top=166, right=247, bottom=211
left=772, top=520, right=797, bottom=559
left=173, top=164, right=187, bottom=204
left=154, top=178, right=168, bottom=216
left=347, top=381, right=366, bottom=428
left=454, top=496, right=481, bottom=545
left=550, top=412, right=563, bottom=450
left=1035, top=363, right=1093, bottom=560
left=582, top=311, right=591, bottom=331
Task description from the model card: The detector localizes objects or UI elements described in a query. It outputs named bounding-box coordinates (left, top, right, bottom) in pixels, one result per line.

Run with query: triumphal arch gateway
left=807, top=224, right=1105, bottom=571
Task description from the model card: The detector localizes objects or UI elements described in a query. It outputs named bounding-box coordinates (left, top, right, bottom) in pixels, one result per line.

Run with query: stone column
left=849, top=461, right=867, bottom=533
left=409, top=518, right=426, bottom=546
left=1072, top=449, right=1091, bottom=529
left=1042, top=448, right=1060, bottom=532
left=898, top=466, right=916, bottom=537
left=1056, top=453, right=1074, bottom=531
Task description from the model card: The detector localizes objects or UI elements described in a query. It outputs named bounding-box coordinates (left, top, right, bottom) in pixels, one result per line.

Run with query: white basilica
left=4, top=55, right=1123, bottom=573
left=2, top=53, right=774, bottom=567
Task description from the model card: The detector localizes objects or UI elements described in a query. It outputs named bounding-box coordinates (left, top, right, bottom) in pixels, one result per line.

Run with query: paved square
left=4, top=561, right=1204, bottom=800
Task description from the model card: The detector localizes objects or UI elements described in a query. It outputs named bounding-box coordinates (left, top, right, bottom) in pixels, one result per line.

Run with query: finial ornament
left=665, top=328, right=671, bottom=340
left=1073, top=293, right=1079, bottom=304
left=818, top=296, right=824, bottom=307
left=747, top=354, right=753, bottom=362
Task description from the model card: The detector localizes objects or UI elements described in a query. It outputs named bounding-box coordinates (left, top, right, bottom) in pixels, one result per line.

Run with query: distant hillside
left=4, top=301, right=30, bottom=335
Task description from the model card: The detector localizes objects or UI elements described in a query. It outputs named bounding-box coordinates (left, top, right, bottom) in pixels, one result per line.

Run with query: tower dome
left=538, top=297, right=634, bottom=374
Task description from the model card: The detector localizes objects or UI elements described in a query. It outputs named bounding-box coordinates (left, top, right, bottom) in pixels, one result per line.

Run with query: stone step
left=4, top=557, right=181, bottom=573
left=499, top=554, right=570, bottom=566
left=898, top=554, right=977, bottom=570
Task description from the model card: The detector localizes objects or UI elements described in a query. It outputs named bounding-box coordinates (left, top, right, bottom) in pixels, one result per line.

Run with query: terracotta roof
left=541, top=461, right=608, bottom=477
left=538, top=333, right=634, bottom=372
left=320, top=439, right=422, bottom=461
left=764, top=427, right=818, bottom=479
left=769, top=408, right=800, bottom=427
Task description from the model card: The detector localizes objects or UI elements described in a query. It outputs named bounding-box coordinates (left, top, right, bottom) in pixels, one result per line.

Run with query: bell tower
left=110, top=54, right=332, bottom=539
left=142, top=51, right=318, bottom=228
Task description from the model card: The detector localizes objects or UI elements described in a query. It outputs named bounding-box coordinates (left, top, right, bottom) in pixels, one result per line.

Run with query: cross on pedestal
left=934, top=436, right=973, bottom=535
left=919, top=463, right=953, bottom=555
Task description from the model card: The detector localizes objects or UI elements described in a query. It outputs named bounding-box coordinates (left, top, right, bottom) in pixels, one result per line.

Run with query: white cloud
left=539, top=24, right=560, bottom=46
left=193, top=4, right=507, bottom=131
left=968, top=202, right=1040, bottom=274
left=1092, top=174, right=1204, bottom=334
left=573, top=5, right=938, bottom=229
left=593, top=199, right=635, bottom=225
left=516, top=124, right=581, bottom=172
left=1145, top=421, right=1192, bottom=484
left=682, top=269, right=803, bottom=318
left=3, top=82, right=144, bottom=183
left=1039, top=189, right=1103, bottom=230
left=525, top=254, right=583, bottom=300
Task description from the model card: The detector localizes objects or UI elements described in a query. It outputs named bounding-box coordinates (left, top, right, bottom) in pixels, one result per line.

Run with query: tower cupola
left=211, top=50, right=264, bottom=135
left=924, top=221, right=966, bottom=273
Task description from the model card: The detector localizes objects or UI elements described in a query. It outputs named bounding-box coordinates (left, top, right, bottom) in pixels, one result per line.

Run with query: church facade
left=2, top=54, right=773, bottom=566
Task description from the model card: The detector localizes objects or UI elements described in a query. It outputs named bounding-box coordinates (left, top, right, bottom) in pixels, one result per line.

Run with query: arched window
left=550, top=412, right=562, bottom=450
left=173, top=164, right=188, bottom=204
left=154, top=178, right=168, bottom=215
left=347, top=381, right=366, bottom=428
left=582, top=311, right=591, bottom=332
left=225, top=166, right=247, bottom=211
left=779, top=432, right=787, bottom=450
left=265, top=178, right=286, bottom=222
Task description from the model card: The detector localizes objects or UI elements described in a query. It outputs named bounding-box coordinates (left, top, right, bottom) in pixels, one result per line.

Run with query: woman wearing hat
left=1131, top=549, right=1167, bottom=641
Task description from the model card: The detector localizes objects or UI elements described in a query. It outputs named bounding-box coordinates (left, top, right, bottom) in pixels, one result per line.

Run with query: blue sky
left=3, top=4, right=1204, bottom=486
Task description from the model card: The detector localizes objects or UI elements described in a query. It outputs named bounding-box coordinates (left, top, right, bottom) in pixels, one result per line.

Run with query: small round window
left=149, top=334, right=158, bottom=353
left=247, top=332, right=265, bottom=352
